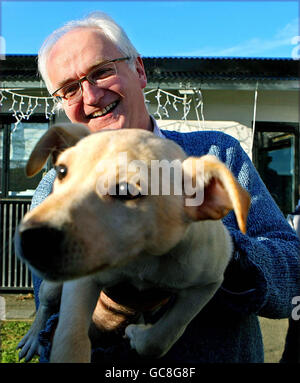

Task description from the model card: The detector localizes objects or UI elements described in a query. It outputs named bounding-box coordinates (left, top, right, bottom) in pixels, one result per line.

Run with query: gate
left=0, top=199, right=33, bottom=290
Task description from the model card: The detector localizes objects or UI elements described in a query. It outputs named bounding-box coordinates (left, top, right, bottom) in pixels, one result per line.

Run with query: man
left=38, top=12, right=150, bottom=134
left=29, top=11, right=299, bottom=363
left=281, top=192, right=300, bottom=363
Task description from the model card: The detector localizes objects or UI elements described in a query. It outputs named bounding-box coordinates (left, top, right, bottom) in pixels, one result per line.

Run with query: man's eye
left=55, top=164, right=68, bottom=180
left=91, top=66, right=115, bottom=81
left=63, top=84, right=79, bottom=98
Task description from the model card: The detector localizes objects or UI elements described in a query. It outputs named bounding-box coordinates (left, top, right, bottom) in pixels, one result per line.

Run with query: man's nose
left=81, top=80, right=105, bottom=105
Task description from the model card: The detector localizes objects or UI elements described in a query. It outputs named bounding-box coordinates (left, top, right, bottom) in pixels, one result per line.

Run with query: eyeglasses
left=51, top=57, right=130, bottom=106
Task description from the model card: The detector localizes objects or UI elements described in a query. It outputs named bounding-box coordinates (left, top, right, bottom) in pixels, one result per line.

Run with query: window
left=0, top=127, right=3, bottom=194
left=0, top=115, right=50, bottom=198
left=253, top=122, right=299, bottom=216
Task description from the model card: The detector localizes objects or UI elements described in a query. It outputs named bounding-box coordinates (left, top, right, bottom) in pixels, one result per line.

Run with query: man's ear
left=26, top=123, right=90, bottom=177
left=182, top=155, right=250, bottom=234
left=135, top=57, right=147, bottom=89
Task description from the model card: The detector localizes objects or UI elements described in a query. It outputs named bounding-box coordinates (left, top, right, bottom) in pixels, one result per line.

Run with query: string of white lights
left=0, top=89, right=57, bottom=130
left=1, top=87, right=205, bottom=129
left=144, top=88, right=205, bottom=124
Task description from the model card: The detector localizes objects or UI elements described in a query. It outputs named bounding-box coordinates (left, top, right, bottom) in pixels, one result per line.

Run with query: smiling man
left=40, top=22, right=150, bottom=133
left=20, top=11, right=300, bottom=364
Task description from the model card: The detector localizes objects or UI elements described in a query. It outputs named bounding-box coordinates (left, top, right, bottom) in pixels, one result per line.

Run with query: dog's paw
left=125, top=323, right=168, bottom=358
left=17, top=329, right=41, bottom=362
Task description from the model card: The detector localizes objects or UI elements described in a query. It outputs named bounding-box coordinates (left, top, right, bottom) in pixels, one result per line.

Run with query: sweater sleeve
left=30, top=169, right=56, bottom=309
left=30, top=169, right=56, bottom=210
left=218, top=140, right=300, bottom=319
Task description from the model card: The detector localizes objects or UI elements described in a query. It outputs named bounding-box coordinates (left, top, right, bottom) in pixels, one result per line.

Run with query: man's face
left=47, top=28, right=150, bottom=133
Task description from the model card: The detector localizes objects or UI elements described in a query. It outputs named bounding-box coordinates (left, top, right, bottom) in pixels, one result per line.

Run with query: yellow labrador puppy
left=16, top=124, right=249, bottom=363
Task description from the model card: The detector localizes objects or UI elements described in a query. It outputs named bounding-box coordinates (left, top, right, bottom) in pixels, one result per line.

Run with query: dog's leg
left=125, top=281, right=221, bottom=358
left=50, top=277, right=100, bottom=363
left=17, top=280, right=62, bottom=362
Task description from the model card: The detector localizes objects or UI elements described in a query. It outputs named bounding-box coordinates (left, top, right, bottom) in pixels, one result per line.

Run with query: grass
left=0, top=320, right=39, bottom=363
left=0, top=317, right=289, bottom=363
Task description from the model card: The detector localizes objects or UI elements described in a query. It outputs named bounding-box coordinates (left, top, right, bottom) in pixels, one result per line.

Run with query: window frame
left=0, top=114, right=51, bottom=199
left=253, top=121, right=299, bottom=213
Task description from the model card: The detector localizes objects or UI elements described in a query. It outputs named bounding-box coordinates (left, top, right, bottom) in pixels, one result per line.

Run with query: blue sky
left=1, top=1, right=299, bottom=58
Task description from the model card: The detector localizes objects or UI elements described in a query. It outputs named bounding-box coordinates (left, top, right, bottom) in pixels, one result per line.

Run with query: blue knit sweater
left=30, top=129, right=300, bottom=363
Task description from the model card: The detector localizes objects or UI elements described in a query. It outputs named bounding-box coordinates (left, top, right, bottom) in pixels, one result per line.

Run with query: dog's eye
left=55, top=164, right=68, bottom=180
left=111, top=182, right=142, bottom=201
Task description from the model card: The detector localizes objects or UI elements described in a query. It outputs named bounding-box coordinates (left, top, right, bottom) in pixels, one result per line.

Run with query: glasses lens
left=58, top=83, right=82, bottom=106
left=89, top=62, right=117, bottom=84
left=55, top=60, right=121, bottom=105
left=62, top=83, right=80, bottom=99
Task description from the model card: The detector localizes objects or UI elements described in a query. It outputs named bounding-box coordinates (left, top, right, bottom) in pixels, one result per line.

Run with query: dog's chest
left=118, top=253, right=208, bottom=291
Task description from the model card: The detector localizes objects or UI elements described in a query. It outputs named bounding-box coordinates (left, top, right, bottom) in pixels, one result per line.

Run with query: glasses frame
left=51, top=56, right=131, bottom=102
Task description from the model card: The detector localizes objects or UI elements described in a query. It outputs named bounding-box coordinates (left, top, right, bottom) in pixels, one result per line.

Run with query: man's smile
left=88, top=100, right=119, bottom=119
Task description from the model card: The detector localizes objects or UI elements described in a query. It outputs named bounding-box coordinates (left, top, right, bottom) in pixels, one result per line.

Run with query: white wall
left=153, top=89, right=299, bottom=158
left=1, top=87, right=298, bottom=159
left=157, top=119, right=252, bottom=156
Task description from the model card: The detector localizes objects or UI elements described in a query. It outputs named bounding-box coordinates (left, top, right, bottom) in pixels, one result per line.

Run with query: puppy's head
left=16, top=124, right=250, bottom=281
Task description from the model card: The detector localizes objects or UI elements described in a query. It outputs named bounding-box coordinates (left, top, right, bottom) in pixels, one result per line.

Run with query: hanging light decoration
left=144, top=88, right=205, bottom=126
left=1, top=87, right=205, bottom=130
left=0, top=89, right=57, bottom=130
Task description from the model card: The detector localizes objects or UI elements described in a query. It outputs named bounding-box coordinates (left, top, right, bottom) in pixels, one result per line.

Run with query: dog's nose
left=15, top=225, right=64, bottom=275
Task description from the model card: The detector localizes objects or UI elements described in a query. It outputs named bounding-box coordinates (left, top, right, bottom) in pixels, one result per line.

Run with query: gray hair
left=38, top=11, right=140, bottom=93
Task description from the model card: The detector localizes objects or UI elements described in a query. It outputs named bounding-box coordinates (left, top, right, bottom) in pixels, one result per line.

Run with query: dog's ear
left=182, top=155, right=250, bottom=234
left=26, top=123, right=90, bottom=177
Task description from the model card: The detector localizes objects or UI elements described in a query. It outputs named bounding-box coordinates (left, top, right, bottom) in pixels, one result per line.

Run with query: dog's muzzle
left=15, top=225, right=66, bottom=280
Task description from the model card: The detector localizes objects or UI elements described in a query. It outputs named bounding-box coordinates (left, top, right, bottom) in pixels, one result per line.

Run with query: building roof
left=143, top=57, right=299, bottom=82
left=1, top=54, right=299, bottom=83
left=1, top=55, right=40, bottom=81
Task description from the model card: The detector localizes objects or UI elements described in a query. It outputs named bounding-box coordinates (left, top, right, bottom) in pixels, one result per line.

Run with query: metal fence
left=0, top=199, right=33, bottom=290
